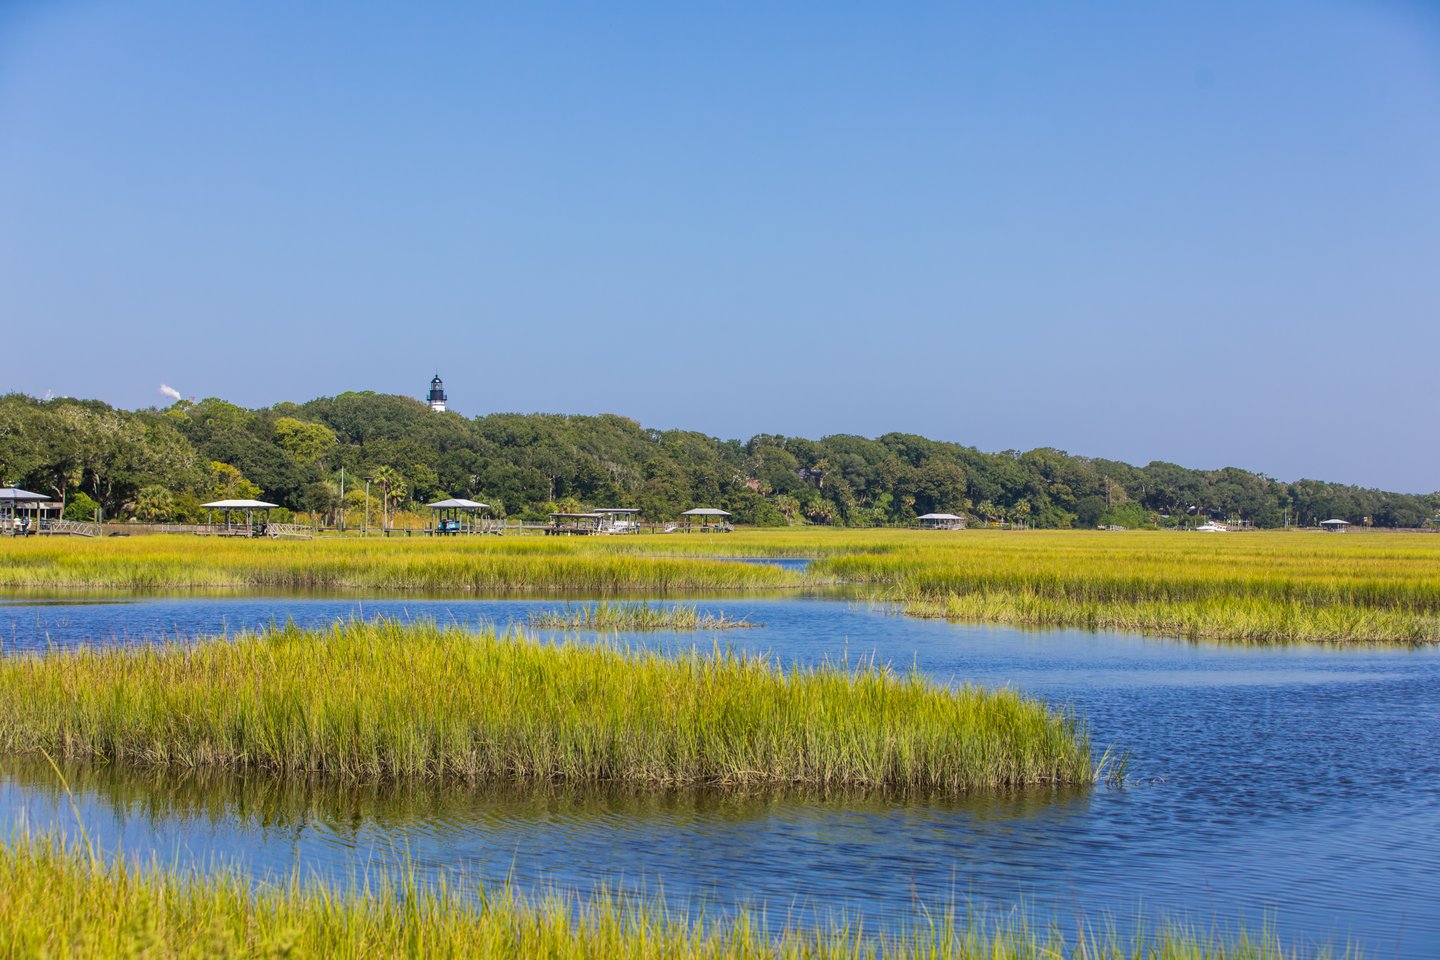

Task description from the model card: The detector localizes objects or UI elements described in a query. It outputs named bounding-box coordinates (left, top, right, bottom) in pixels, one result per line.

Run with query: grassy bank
left=0, top=536, right=800, bottom=592
left=529, top=602, right=757, bottom=631
left=0, top=619, right=1096, bottom=791
left=0, top=832, right=1335, bottom=960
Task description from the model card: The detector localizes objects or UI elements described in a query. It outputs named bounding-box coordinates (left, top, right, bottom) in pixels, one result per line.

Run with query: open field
left=0, top=619, right=1097, bottom=791
left=0, top=831, right=1339, bottom=960
left=1, top=529, right=1436, bottom=642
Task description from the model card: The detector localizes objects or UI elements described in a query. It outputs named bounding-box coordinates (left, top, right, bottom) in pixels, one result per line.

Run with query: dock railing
left=40, top=519, right=101, bottom=537
left=264, top=522, right=314, bottom=540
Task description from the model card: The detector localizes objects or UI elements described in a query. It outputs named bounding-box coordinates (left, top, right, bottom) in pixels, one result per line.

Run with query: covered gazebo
left=917, top=512, right=966, bottom=531
left=594, top=507, right=641, bottom=534
left=201, top=499, right=278, bottom=537
left=679, top=508, right=732, bottom=532
left=547, top=512, right=605, bottom=535
left=1, top=487, right=52, bottom=536
left=427, top=498, right=490, bottom=535
left=1319, top=518, right=1351, bottom=533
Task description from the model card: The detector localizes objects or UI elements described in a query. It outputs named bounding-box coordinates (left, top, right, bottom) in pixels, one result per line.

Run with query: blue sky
left=2, top=1, right=1437, bottom=492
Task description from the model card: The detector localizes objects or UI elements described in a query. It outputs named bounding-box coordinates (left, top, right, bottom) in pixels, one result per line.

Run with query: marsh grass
left=0, top=831, right=1341, bottom=960
left=4, top=528, right=1435, bottom=642
left=0, top=618, right=1097, bottom=791
left=901, top=591, right=1440, bottom=644
left=804, top=530, right=1440, bottom=644
left=0, top=536, right=800, bottom=592
left=528, top=601, right=758, bottom=631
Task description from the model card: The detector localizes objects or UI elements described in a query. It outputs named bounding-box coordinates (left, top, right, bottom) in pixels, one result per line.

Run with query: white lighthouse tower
left=427, top=374, right=447, bottom=413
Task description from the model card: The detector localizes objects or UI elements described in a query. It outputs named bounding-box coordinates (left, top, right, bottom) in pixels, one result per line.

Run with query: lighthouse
left=427, top=374, right=447, bottom=413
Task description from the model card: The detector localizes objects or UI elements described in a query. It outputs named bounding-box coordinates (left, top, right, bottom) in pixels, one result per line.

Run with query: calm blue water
left=716, top=556, right=815, bottom=572
left=0, top=595, right=1436, bottom=957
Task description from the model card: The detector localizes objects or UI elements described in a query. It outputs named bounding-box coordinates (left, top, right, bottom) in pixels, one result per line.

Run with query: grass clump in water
left=528, top=601, right=758, bottom=631
left=0, top=831, right=1341, bottom=960
left=0, top=618, right=1098, bottom=792
left=901, top=590, right=1440, bottom=644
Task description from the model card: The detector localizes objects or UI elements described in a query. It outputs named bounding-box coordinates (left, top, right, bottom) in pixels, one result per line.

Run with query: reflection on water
left=5, top=757, right=1088, bottom=835
left=1, top=756, right=1094, bottom=928
left=0, top=595, right=1437, bottom=957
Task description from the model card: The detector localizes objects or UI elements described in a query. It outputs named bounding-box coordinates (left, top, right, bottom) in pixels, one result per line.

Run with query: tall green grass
left=902, top=591, right=1440, bottom=644
left=529, top=602, right=757, bottom=631
left=0, top=832, right=1338, bottom=960
left=0, top=619, right=1097, bottom=791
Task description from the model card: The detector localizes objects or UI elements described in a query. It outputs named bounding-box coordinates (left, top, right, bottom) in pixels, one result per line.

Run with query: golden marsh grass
left=0, top=619, right=1098, bottom=791
left=0, top=831, right=1338, bottom=960
left=0, top=535, right=800, bottom=592
left=806, top=530, right=1440, bottom=643
left=528, top=601, right=758, bottom=631
left=2, top=528, right=1436, bottom=642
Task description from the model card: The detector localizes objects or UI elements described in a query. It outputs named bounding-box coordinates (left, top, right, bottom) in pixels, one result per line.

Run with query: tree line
left=1, top=391, right=1435, bottom=529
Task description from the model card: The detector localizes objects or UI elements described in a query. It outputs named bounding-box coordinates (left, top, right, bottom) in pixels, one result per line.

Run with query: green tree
left=207, top=462, right=261, bottom=502
left=133, top=485, right=176, bottom=522
left=773, top=494, right=802, bottom=525
left=369, top=466, right=407, bottom=530
left=273, top=417, right=338, bottom=466
left=62, top=491, right=99, bottom=522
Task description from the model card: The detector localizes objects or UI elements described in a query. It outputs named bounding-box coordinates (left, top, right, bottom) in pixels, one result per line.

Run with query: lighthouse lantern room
left=427, top=375, right=447, bottom=413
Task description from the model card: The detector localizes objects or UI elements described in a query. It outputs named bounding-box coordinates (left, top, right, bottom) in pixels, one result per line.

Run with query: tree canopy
left=1, top=391, right=1434, bottom=529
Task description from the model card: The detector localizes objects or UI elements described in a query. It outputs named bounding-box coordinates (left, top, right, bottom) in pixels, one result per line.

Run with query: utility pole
left=364, top=478, right=371, bottom=537
left=339, top=466, right=345, bottom=532
left=380, top=477, right=388, bottom=532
